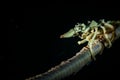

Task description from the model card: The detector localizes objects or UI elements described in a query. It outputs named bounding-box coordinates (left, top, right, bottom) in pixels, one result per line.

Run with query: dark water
left=8, top=4, right=120, bottom=80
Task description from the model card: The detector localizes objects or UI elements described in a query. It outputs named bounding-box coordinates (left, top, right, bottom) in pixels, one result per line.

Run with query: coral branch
left=25, top=22, right=120, bottom=80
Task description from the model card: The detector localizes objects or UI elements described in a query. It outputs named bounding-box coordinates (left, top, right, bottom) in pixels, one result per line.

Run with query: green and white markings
left=60, top=29, right=75, bottom=38
left=60, top=23, right=87, bottom=38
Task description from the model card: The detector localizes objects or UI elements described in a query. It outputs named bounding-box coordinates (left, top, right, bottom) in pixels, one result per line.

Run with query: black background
left=8, top=3, right=120, bottom=80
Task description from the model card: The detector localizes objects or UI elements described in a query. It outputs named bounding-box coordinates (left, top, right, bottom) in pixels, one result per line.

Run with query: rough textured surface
left=26, top=25, right=120, bottom=80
